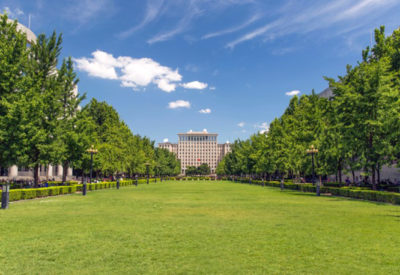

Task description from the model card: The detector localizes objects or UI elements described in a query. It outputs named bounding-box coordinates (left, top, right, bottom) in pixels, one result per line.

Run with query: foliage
left=218, top=26, right=400, bottom=186
left=185, top=163, right=210, bottom=176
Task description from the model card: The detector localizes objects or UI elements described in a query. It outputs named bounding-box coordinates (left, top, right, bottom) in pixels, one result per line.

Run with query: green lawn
left=1, top=181, right=400, bottom=274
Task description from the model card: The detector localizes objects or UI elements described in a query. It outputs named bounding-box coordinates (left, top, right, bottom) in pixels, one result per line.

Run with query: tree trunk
left=351, top=170, right=355, bottom=186
left=377, top=165, right=381, bottom=184
left=34, top=164, right=40, bottom=187
left=372, top=166, right=376, bottom=190
left=62, top=161, right=69, bottom=183
left=338, top=163, right=342, bottom=184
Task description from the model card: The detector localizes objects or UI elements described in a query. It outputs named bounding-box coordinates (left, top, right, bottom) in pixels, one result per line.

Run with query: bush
left=69, top=186, right=77, bottom=193
left=9, top=189, right=22, bottom=201
left=48, top=187, right=60, bottom=196
left=36, top=188, right=50, bottom=197
left=21, top=189, right=36, bottom=200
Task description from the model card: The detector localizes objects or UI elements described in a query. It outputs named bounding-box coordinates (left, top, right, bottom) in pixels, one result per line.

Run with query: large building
left=159, top=130, right=231, bottom=175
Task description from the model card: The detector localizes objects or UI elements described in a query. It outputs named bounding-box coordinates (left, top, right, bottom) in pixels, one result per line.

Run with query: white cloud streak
left=227, top=0, right=399, bottom=48
left=285, top=90, right=300, bottom=96
left=202, top=13, right=261, bottom=40
left=65, top=0, right=111, bottom=25
left=168, top=100, right=191, bottom=109
left=3, top=6, right=24, bottom=18
left=238, top=122, right=245, bottom=127
left=199, top=108, right=211, bottom=114
left=181, top=81, right=208, bottom=90
left=119, top=0, right=164, bottom=38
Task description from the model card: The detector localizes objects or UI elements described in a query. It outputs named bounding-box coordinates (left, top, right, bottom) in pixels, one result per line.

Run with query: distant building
left=159, top=130, right=231, bottom=175
left=318, top=87, right=334, bottom=99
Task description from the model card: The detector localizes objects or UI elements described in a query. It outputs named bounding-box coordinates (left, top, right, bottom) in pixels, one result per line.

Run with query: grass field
left=1, top=181, right=400, bottom=274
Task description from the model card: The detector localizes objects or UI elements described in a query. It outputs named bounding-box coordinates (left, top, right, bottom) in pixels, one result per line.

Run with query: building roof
left=318, top=87, right=334, bottom=99
left=3, top=17, right=37, bottom=44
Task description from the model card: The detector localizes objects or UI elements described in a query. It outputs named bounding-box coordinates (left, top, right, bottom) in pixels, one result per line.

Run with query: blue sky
left=2, top=0, right=400, bottom=144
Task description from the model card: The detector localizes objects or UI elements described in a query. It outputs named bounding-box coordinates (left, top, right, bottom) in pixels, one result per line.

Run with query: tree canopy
left=218, top=26, right=400, bottom=189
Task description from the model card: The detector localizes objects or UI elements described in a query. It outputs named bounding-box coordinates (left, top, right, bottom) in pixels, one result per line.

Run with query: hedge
left=226, top=178, right=400, bottom=205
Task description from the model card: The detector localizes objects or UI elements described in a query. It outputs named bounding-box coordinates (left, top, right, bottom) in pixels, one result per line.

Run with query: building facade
left=159, top=130, right=231, bottom=175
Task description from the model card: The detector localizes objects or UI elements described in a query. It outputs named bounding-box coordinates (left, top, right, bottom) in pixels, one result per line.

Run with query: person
left=345, top=177, right=351, bottom=185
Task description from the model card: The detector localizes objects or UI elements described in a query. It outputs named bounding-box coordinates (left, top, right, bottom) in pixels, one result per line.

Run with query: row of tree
left=185, top=163, right=211, bottom=176
left=0, top=14, right=180, bottom=185
left=217, top=26, right=400, bottom=189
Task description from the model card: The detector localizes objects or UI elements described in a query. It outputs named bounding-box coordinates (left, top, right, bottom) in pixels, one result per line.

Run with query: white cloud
left=238, top=122, right=245, bottom=127
left=202, top=13, right=261, bottom=39
left=285, top=90, right=300, bottom=96
left=181, top=81, right=208, bottom=90
left=119, top=0, right=164, bottom=38
left=3, top=6, right=24, bottom=18
left=15, top=8, right=24, bottom=15
left=74, top=50, right=119, bottom=80
left=199, top=108, right=211, bottom=114
left=146, top=0, right=255, bottom=44
left=185, top=64, right=199, bottom=72
left=163, top=138, right=169, bottom=142
left=255, top=122, right=269, bottom=134
left=209, top=86, right=216, bottom=90
left=226, top=0, right=399, bottom=48
left=65, top=0, right=112, bottom=25
left=75, top=50, right=206, bottom=93
left=168, top=100, right=190, bottom=109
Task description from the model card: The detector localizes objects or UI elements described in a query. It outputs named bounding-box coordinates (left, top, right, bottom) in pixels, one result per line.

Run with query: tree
left=0, top=31, right=64, bottom=185
left=197, top=163, right=210, bottom=175
left=186, top=166, right=198, bottom=176
left=0, top=14, right=29, bottom=168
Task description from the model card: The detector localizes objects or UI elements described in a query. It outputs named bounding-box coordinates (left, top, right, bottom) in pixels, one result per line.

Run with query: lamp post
left=86, top=145, right=98, bottom=184
left=82, top=177, right=87, bottom=196
left=1, top=181, right=10, bottom=209
left=155, top=165, right=160, bottom=183
left=306, top=145, right=319, bottom=196
left=145, top=162, right=150, bottom=184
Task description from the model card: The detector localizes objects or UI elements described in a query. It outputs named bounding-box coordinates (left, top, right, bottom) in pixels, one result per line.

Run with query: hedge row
left=227, top=178, right=400, bottom=205
left=0, top=186, right=78, bottom=202
left=0, top=179, right=146, bottom=202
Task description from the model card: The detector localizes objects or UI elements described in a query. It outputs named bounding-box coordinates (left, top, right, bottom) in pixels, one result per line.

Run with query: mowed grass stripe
left=0, top=181, right=399, bottom=274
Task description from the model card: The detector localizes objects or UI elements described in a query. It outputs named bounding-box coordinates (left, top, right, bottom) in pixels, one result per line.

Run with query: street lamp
left=155, top=165, right=160, bottom=183
left=86, top=145, right=98, bottom=184
left=1, top=181, right=10, bottom=209
left=145, top=162, right=150, bottom=184
left=306, top=145, right=319, bottom=196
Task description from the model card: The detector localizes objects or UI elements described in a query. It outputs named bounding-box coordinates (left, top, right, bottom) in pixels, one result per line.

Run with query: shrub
left=21, top=189, right=36, bottom=200
left=48, top=187, right=60, bottom=196
left=69, top=186, right=77, bottom=193
left=9, top=190, right=22, bottom=201
left=60, top=186, right=70, bottom=194
left=36, top=188, right=49, bottom=197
